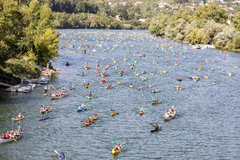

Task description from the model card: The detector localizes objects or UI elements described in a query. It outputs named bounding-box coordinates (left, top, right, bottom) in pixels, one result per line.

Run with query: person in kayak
left=40, top=105, right=47, bottom=118
left=117, top=80, right=121, bottom=84
left=140, top=108, right=145, bottom=113
left=107, top=84, right=111, bottom=88
left=93, top=113, right=99, bottom=119
left=154, top=124, right=160, bottom=130
left=66, top=62, right=70, bottom=66
left=142, top=76, right=146, bottom=81
left=58, top=152, right=65, bottom=160
left=120, top=70, right=124, bottom=75
left=47, top=106, right=52, bottom=112
left=111, top=108, right=115, bottom=114
left=222, top=68, right=225, bottom=72
left=153, top=98, right=159, bottom=102
left=116, top=63, right=118, bottom=70
left=152, top=88, right=157, bottom=92
left=62, top=86, right=66, bottom=92
left=81, top=71, right=84, bottom=76
left=1, top=133, right=5, bottom=139
left=177, top=85, right=181, bottom=89
left=86, top=82, right=90, bottom=87
left=101, top=78, right=106, bottom=83
left=16, top=113, right=22, bottom=119
left=138, top=85, right=142, bottom=90
left=44, top=85, right=47, bottom=93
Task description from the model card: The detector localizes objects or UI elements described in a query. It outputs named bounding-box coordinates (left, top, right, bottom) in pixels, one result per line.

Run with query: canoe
left=152, top=101, right=160, bottom=105
left=105, top=86, right=112, bottom=89
left=77, top=107, right=87, bottom=112
left=85, top=121, right=92, bottom=126
left=111, top=112, right=116, bottom=117
left=129, top=85, right=134, bottom=88
left=39, top=115, right=49, bottom=121
left=0, top=131, right=24, bottom=144
left=51, top=94, right=68, bottom=99
left=151, top=126, right=161, bottom=132
left=112, top=147, right=121, bottom=156
left=149, top=72, right=154, bottom=75
left=140, top=111, right=144, bottom=116
left=92, top=115, right=99, bottom=120
left=12, top=116, right=25, bottom=122
left=163, top=110, right=177, bottom=120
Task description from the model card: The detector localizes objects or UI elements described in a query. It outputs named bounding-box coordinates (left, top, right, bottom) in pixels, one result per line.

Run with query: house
left=229, top=7, right=233, bottom=10
left=138, top=18, right=148, bottom=22
left=120, top=1, right=127, bottom=6
left=229, top=13, right=235, bottom=17
left=115, top=14, right=122, bottom=21
left=172, top=6, right=178, bottom=9
left=158, top=2, right=170, bottom=8
left=185, top=5, right=196, bottom=10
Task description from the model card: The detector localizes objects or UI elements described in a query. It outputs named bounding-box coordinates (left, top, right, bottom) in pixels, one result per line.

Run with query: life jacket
left=11, top=131, right=14, bottom=135
left=1, top=135, right=5, bottom=139
left=42, top=106, right=46, bottom=112
left=17, top=115, right=22, bottom=118
left=5, top=133, right=9, bottom=138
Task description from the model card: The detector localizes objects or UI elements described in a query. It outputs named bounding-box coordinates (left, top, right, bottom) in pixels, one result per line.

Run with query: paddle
left=54, top=150, right=59, bottom=155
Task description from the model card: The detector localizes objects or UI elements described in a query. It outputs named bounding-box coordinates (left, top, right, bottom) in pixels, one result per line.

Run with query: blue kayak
left=39, top=115, right=49, bottom=121
left=77, top=107, right=87, bottom=112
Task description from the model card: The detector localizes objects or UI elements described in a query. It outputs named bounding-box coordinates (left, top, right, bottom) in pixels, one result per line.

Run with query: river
left=0, top=29, right=239, bottom=160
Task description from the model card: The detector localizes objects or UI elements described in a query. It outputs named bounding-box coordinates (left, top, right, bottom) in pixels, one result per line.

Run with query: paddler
left=222, top=68, right=225, bottom=72
left=117, top=80, right=121, bottom=84
left=101, top=78, right=106, bottom=83
left=5, top=131, right=9, bottom=139
left=16, top=113, right=22, bottom=119
left=40, top=105, right=47, bottom=118
left=177, top=84, right=181, bottom=89
left=154, top=124, right=160, bottom=130
left=10, top=129, right=14, bottom=136
left=88, top=91, right=93, bottom=97
left=58, top=152, right=65, bottom=160
left=152, top=87, right=157, bottom=92
left=81, top=71, right=84, bottom=76
left=44, top=85, right=47, bottom=93
left=116, top=63, right=118, bottom=70
left=138, top=85, right=142, bottom=90
left=111, top=108, right=115, bottom=114
left=71, top=84, right=75, bottom=89
left=140, top=108, right=145, bottom=113
left=47, top=106, right=52, bottom=112
left=93, top=113, right=99, bottom=119
left=62, top=86, right=66, bottom=92
left=66, top=62, right=70, bottom=66
left=107, top=84, right=111, bottom=88
left=1, top=133, right=5, bottom=139
left=86, top=82, right=90, bottom=87
left=153, top=98, right=159, bottom=102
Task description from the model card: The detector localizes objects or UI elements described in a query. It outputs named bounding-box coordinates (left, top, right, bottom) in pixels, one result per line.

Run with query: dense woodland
left=149, top=4, right=240, bottom=51
left=0, top=0, right=59, bottom=83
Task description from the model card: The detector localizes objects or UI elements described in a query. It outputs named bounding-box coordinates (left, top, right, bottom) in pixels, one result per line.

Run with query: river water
left=0, top=29, right=240, bottom=160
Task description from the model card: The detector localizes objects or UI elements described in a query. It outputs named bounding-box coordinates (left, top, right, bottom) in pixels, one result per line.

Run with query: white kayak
left=12, top=116, right=24, bottom=122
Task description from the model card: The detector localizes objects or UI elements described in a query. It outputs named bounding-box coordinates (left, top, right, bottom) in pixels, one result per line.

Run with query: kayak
left=111, top=112, right=116, bottom=117
left=0, top=131, right=24, bottom=144
left=151, top=126, right=161, bottom=132
left=117, top=82, right=121, bottom=85
left=149, top=72, right=154, bottom=75
left=140, top=111, right=144, bottom=116
left=92, top=115, right=99, bottom=120
left=141, top=72, right=146, bottom=74
left=85, top=121, right=92, bottom=126
left=184, top=70, right=190, bottom=72
left=58, top=156, right=66, bottom=160
left=164, top=111, right=177, bottom=120
left=163, top=71, right=167, bottom=74
left=100, top=81, right=106, bottom=83
left=135, top=72, right=140, bottom=76
left=113, top=60, right=116, bottom=63
left=118, top=73, right=123, bottom=76
left=85, top=85, right=88, bottom=88
left=47, top=87, right=54, bottom=90
left=176, top=87, right=181, bottom=90
left=70, top=87, right=75, bottom=90
left=142, top=79, right=146, bottom=81
left=228, top=73, right=232, bottom=76
left=176, top=78, right=182, bottom=81
left=77, top=107, right=87, bottom=112
left=152, top=101, right=160, bottom=105
left=105, top=86, right=112, bottom=89
left=39, top=115, right=49, bottom=121
left=198, top=69, right=202, bottom=71
left=189, top=77, right=200, bottom=82
left=87, top=96, right=93, bottom=99
left=152, top=90, right=157, bottom=93
left=112, top=147, right=121, bottom=156
left=129, top=85, right=134, bottom=88
left=204, top=76, right=209, bottom=79
left=175, top=63, right=178, bottom=66
left=12, top=116, right=24, bottom=122
left=212, top=82, right=216, bottom=85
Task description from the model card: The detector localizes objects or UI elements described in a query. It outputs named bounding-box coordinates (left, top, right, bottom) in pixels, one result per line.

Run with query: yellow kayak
left=92, top=115, right=99, bottom=120
left=111, top=112, right=116, bottom=117
left=112, top=148, right=121, bottom=155
left=85, top=85, right=88, bottom=88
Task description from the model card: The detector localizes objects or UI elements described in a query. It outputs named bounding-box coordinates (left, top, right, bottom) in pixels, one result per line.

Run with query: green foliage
left=233, top=32, right=240, bottom=49
left=232, top=11, right=240, bottom=31
left=194, top=4, right=228, bottom=24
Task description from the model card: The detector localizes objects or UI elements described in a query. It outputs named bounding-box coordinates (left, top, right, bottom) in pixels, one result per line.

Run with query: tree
left=232, top=11, right=240, bottom=31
